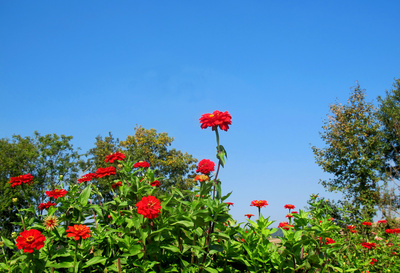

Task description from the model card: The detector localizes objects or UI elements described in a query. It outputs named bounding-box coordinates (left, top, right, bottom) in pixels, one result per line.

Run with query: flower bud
left=59, top=175, right=64, bottom=180
left=0, top=241, right=4, bottom=248
left=117, top=164, right=123, bottom=169
left=12, top=198, right=18, bottom=203
left=11, top=232, right=17, bottom=239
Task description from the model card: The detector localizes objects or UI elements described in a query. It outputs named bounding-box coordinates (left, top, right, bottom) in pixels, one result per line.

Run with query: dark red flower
left=196, top=159, right=215, bottom=175
left=286, top=214, right=293, bottom=218
left=350, top=229, right=357, bottom=234
left=112, top=181, right=122, bottom=189
left=105, top=152, right=126, bottom=163
left=362, top=221, right=372, bottom=226
left=378, top=219, right=387, bottom=224
left=136, top=196, right=162, bottom=219
left=362, top=242, right=376, bottom=249
left=45, top=189, right=67, bottom=199
left=38, top=201, right=56, bottom=210
left=325, top=238, right=335, bottom=245
left=250, top=200, right=268, bottom=208
left=66, top=224, right=91, bottom=240
left=133, top=161, right=150, bottom=168
left=16, top=229, right=46, bottom=253
left=291, top=211, right=298, bottom=214
left=284, top=204, right=295, bottom=210
left=348, top=225, right=355, bottom=230
left=225, top=202, right=234, bottom=207
left=370, top=258, right=377, bottom=266
left=200, top=110, right=232, bottom=131
left=245, top=214, right=254, bottom=219
left=150, top=180, right=161, bottom=187
left=77, top=173, right=97, bottom=183
left=96, top=166, right=116, bottom=178
left=8, top=174, right=34, bottom=188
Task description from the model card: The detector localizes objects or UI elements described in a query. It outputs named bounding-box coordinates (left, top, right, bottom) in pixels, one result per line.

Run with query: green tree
left=312, top=83, right=386, bottom=222
left=0, top=132, right=83, bottom=240
left=83, top=126, right=198, bottom=200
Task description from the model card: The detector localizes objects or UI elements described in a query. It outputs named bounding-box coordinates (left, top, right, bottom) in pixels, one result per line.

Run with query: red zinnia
left=66, top=224, right=91, bottom=240
left=225, top=202, right=234, bottom=207
left=245, top=214, right=254, bottom=219
left=370, top=258, right=377, bottom=266
left=250, top=200, right=268, bottom=208
left=362, top=242, right=376, bottom=249
left=196, top=159, right=215, bottom=175
left=291, top=211, right=298, bottom=214
left=378, top=219, right=387, bottom=224
left=150, top=180, right=161, bottom=187
left=38, top=201, right=56, bottom=210
left=96, top=166, right=116, bottom=178
left=362, top=221, right=372, bottom=226
left=133, top=161, right=150, bottom=168
left=325, top=238, right=335, bottom=245
left=200, top=110, right=232, bottom=131
left=136, top=196, right=162, bottom=219
left=46, top=189, right=67, bottom=199
left=278, top=222, right=293, bottom=230
left=77, top=173, right=97, bottom=183
left=105, top=152, right=126, bottom=163
left=8, top=174, right=34, bottom=188
left=16, top=229, right=46, bottom=253
left=286, top=214, right=293, bottom=218
left=284, top=204, right=295, bottom=210
left=348, top=225, right=355, bottom=230
left=112, top=181, right=122, bottom=189
left=194, top=174, right=209, bottom=182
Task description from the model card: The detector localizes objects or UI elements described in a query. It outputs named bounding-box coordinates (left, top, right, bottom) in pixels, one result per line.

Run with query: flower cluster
left=8, top=174, right=34, bottom=188
left=136, top=196, right=162, bottom=219
left=66, top=224, right=91, bottom=240
left=250, top=200, right=268, bottom=208
left=348, top=225, right=357, bottom=233
left=96, top=166, right=116, bottom=178
left=105, top=152, right=126, bottom=163
left=46, top=189, right=67, bottom=199
left=196, top=159, right=215, bottom=175
left=16, top=229, right=46, bottom=253
left=133, top=161, right=150, bottom=168
left=200, top=110, right=232, bottom=131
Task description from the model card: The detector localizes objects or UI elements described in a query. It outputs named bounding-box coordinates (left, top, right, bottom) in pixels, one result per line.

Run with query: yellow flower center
left=209, top=114, right=214, bottom=117
left=26, top=236, right=35, bottom=243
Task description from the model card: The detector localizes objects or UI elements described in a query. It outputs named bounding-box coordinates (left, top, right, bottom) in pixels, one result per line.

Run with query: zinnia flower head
left=200, top=110, right=232, bottom=131
left=362, top=242, right=376, bottom=249
left=38, top=201, right=56, bottom=211
left=362, top=221, right=372, bottom=226
left=278, top=222, right=293, bottom=230
left=196, top=159, right=215, bottom=175
left=250, top=200, right=268, bottom=208
left=325, top=238, right=335, bottom=245
left=370, top=258, right=377, bottom=266
left=245, top=214, right=254, bottom=219
left=8, top=174, right=34, bottom=188
left=16, top=229, right=46, bottom=253
left=291, top=211, right=298, bottom=214
left=133, top=161, right=150, bottom=168
left=43, top=215, right=59, bottom=231
left=286, top=214, right=293, bottom=218
left=225, top=202, right=234, bottom=207
left=95, top=166, right=116, bottom=178
left=348, top=225, right=356, bottom=230
left=112, top=181, right=122, bottom=189
left=136, top=196, right=162, bottom=219
left=284, top=204, right=295, bottom=210
left=378, top=219, right=387, bottom=224
left=194, top=174, right=209, bottom=182
left=66, top=224, right=91, bottom=240
left=150, top=180, right=161, bottom=187
left=105, top=152, right=126, bottom=163
left=77, top=173, right=97, bottom=183
left=45, top=189, right=67, bottom=199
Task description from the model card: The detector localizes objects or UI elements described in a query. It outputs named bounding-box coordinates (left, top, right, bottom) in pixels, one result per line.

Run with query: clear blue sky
left=1, top=1, right=399, bottom=226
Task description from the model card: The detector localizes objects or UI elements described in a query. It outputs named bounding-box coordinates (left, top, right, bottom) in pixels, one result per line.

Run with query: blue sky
left=1, top=1, right=399, bottom=226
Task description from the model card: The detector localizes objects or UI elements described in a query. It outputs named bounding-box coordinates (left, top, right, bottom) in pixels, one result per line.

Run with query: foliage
left=312, top=83, right=387, bottom=222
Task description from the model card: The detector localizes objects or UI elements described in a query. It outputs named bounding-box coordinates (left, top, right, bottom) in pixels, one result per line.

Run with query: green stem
left=215, top=127, right=220, bottom=147
left=73, top=240, right=79, bottom=273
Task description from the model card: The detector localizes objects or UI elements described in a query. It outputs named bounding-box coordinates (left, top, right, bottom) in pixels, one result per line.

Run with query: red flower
left=370, top=258, right=377, bottom=266
left=150, top=180, right=161, bottom=187
left=45, top=189, right=67, bottom=199
left=96, top=166, right=116, bottom=178
left=328, top=217, right=334, bottom=221
left=105, top=152, right=126, bottom=163
left=250, top=200, right=268, bottom=208
left=38, top=201, right=56, bottom=210
left=245, top=214, right=254, bottom=219
left=291, top=211, right=298, bottom=214
left=286, top=214, right=293, bottom=218
left=8, top=174, right=34, bottom=188
left=278, top=222, right=293, bottom=230
left=378, top=219, right=387, bottom=224
left=200, top=110, right=232, bottom=131
left=196, top=159, right=215, bottom=175
left=362, top=242, right=376, bottom=249
left=350, top=229, right=357, bottom=233
left=225, top=202, right=234, bottom=207
left=284, top=204, right=295, bottom=210
left=348, top=225, right=355, bottom=230
left=66, top=224, right=91, bottom=240
left=112, top=181, right=122, bottom=189
left=133, top=161, right=150, bottom=168
left=136, top=196, right=162, bottom=219
left=77, top=173, right=97, bottom=183
left=362, top=221, right=372, bottom=226
left=325, top=238, right=335, bottom=245
left=16, top=229, right=46, bottom=253
left=194, top=174, right=209, bottom=182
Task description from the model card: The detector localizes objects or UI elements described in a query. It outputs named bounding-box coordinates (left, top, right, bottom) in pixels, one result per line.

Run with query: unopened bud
left=59, top=175, right=64, bottom=180
left=11, top=232, right=17, bottom=239
left=12, top=198, right=18, bottom=203
left=0, top=241, right=4, bottom=248
left=117, top=164, right=123, bottom=169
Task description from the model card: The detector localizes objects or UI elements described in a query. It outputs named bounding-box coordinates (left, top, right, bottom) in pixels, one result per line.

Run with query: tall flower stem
left=73, top=240, right=79, bottom=273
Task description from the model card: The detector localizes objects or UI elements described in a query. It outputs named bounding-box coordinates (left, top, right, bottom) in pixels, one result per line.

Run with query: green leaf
left=204, top=267, right=219, bottom=273
left=171, top=220, right=194, bottom=228
left=78, top=184, right=92, bottom=207
left=45, top=261, right=74, bottom=269
left=82, top=256, right=107, bottom=268
left=1, top=236, right=15, bottom=248
left=161, top=245, right=181, bottom=253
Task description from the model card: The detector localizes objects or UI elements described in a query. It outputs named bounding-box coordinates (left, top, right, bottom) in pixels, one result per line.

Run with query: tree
left=0, top=132, right=83, bottom=240
left=312, top=83, right=387, bottom=222
left=83, top=126, right=198, bottom=201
